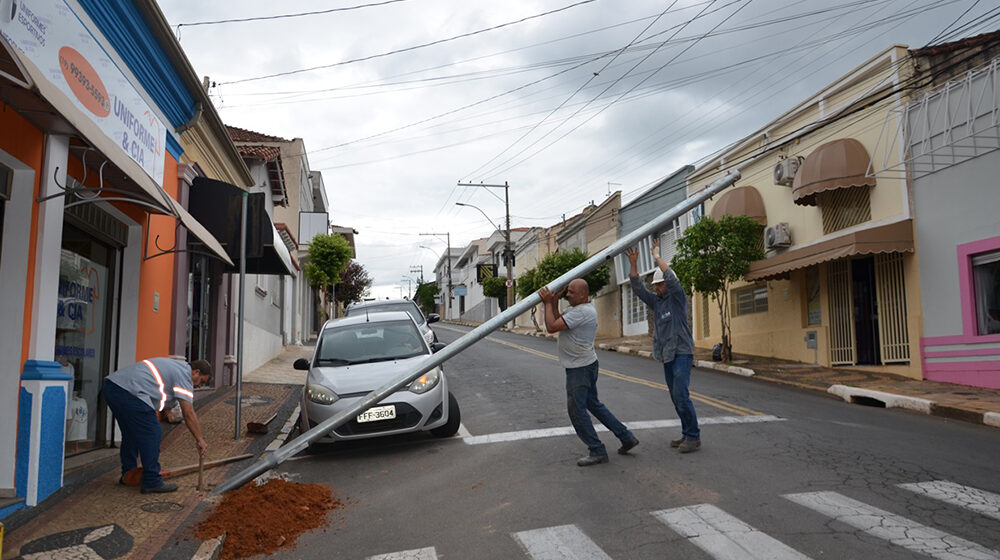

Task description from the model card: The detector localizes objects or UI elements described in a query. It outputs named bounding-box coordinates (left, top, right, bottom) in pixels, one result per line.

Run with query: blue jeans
left=103, top=381, right=165, bottom=488
left=663, top=354, right=700, bottom=440
left=566, top=360, right=634, bottom=457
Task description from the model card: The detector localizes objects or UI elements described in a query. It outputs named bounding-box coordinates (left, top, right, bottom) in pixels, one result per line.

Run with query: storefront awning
left=709, top=185, right=767, bottom=225
left=188, top=177, right=296, bottom=276
left=792, top=138, right=877, bottom=206
left=1, top=41, right=234, bottom=266
left=745, top=219, right=914, bottom=281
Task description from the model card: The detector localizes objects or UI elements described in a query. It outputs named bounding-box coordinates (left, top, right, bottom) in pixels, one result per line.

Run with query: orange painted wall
left=132, top=153, right=180, bottom=360
left=0, top=102, right=45, bottom=365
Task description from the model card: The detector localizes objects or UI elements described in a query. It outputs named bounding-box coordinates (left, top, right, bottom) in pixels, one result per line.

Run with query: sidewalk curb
left=490, top=325, right=999, bottom=429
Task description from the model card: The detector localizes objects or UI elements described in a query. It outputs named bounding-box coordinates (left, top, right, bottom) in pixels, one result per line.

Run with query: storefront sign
left=1, top=0, right=167, bottom=184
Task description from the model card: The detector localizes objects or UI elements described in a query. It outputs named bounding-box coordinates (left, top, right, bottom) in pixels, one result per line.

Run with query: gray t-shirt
left=556, top=302, right=598, bottom=368
left=106, top=358, right=194, bottom=412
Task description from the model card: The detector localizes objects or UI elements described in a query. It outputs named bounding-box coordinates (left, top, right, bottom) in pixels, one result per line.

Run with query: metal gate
left=875, top=253, right=910, bottom=363
left=828, top=260, right=856, bottom=365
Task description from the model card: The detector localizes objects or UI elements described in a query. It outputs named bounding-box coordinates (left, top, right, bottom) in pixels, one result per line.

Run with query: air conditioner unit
left=765, top=222, right=792, bottom=250
left=773, top=156, right=803, bottom=186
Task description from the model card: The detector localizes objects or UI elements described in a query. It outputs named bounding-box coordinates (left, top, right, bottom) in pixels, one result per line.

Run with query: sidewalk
left=500, top=324, right=1000, bottom=428
left=1, top=344, right=313, bottom=560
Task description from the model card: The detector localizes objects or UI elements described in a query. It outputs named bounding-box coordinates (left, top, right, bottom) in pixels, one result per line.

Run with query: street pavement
left=3, top=322, right=999, bottom=560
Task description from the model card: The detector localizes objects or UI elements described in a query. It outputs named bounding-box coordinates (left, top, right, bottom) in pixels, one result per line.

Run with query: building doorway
left=852, top=257, right=881, bottom=365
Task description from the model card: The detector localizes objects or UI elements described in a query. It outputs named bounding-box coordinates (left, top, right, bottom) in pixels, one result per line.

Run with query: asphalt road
left=268, top=324, right=1000, bottom=560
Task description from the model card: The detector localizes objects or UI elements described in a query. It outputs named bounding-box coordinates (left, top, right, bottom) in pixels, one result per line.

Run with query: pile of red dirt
left=194, top=478, right=343, bottom=559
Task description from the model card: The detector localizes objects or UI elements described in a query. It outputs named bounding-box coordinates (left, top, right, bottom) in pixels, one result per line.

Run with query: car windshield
left=346, top=302, right=423, bottom=324
left=315, top=319, right=427, bottom=366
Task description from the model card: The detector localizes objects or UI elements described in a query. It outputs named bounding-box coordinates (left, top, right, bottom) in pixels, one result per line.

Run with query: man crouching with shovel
left=103, top=358, right=211, bottom=493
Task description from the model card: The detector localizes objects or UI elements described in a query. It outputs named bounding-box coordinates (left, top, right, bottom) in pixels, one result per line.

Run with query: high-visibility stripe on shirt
left=174, top=386, right=194, bottom=399
left=143, top=359, right=168, bottom=411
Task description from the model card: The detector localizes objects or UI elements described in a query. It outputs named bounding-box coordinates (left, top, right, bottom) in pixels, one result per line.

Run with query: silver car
left=344, top=299, right=439, bottom=346
left=295, top=311, right=460, bottom=442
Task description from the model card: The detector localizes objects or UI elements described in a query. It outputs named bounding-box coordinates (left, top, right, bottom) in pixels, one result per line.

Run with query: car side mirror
left=293, top=358, right=311, bottom=370
left=430, top=342, right=447, bottom=353
left=426, top=313, right=440, bottom=324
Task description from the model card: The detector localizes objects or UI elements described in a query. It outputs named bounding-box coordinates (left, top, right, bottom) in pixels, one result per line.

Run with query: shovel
left=121, top=453, right=253, bottom=487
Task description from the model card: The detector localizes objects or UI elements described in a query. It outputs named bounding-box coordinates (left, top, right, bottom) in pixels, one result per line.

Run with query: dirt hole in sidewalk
left=194, top=477, right=345, bottom=559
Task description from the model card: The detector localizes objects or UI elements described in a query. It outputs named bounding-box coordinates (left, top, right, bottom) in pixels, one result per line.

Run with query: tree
left=414, top=281, right=439, bottom=315
left=481, top=275, right=509, bottom=310
left=671, top=215, right=764, bottom=362
left=334, top=260, right=372, bottom=309
left=304, top=233, right=353, bottom=322
left=516, top=248, right=610, bottom=299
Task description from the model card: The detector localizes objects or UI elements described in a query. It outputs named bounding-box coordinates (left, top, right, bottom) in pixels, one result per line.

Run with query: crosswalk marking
left=365, top=547, right=437, bottom=560
left=652, top=504, right=811, bottom=560
left=462, top=414, right=785, bottom=445
left=899, top=480, right=1000, bottom=521
left=512, top=524, right=612, bottom=560
left=784, top=491, right=1000, bottom=560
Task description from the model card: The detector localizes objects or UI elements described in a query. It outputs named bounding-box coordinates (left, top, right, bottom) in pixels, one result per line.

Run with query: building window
left=625, top=284, right=645, bottom=325
left=973, top=250, right=1000, bottom=335
left=806, top=267, right=822, bottom=325
left=732, top=284, right=768, bottom=316
left=819, top=187, right=871, bottom=234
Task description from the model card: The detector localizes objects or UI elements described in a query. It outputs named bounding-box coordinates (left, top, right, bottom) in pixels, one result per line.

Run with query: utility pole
left=457, top=181, right=513, bottom=315
left=419, top=232, right=451, bottom=319
left=409, top=265, right=423, bottom=283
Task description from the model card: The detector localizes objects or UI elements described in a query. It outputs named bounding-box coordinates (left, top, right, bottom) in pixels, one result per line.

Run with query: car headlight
left=408, top=367, right=441, bottom=394
left=307, top=384, right=339, bottom=405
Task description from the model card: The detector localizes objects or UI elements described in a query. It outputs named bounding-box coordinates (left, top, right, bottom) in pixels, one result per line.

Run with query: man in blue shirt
left=539, top=278, right=639, bottom=466
left=626, top=239, right=700, bottom=453
left=103, top=358, right=212, bottom=493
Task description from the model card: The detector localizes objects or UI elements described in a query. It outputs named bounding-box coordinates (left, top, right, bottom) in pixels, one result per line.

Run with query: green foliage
left=304, top=234, right=353, bottom=290
left=517, top=248, right=609, bottom=298
left=414, top=281, right=439, bottom=315
left=334, top=260, right=372, bottom=306
left=481, top=274, right=510, bottom=309
left=672, top=214, right=764, bottom=361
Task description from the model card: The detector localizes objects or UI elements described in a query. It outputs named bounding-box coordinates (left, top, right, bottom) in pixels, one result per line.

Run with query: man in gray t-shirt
left=103, top=358, right=212, bottom=492
left=540, top=278, right=638, bottom=466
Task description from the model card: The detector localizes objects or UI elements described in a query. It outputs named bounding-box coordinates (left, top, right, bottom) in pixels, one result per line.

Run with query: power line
left=218, top=0, right=598, bottom=85
left=175, top=0, right=412, bottom=28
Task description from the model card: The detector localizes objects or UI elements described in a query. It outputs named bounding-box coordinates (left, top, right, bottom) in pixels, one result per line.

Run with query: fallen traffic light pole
left=213, top=169, right=742, bottom=494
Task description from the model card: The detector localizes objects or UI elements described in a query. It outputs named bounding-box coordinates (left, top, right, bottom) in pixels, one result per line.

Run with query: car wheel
left=431, top=392, right=461, bottom=438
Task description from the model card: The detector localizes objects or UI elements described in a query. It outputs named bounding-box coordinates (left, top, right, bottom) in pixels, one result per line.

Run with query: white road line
left=784, top=491, right=1000, bottom=560
left=366, top=546, right=437, bottom=560
left=899, top=481, right=1000, bottom=521
left=462, top=415, right=785, bottom=445
left=652, top=504, right=811, bottom=560
left=513, top=524, right=612, bottom=560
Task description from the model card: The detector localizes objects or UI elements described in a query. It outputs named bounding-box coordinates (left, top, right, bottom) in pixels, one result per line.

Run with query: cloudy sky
left=157, top=0, right=997, bottom=299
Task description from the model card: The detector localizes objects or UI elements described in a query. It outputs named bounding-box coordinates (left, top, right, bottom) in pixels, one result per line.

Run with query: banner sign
left=1, top=0, right=167, bottom=184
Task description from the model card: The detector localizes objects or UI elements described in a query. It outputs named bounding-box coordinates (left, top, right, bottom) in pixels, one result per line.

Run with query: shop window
left=731, top=284, right=768, bottom=316
left=973, top=250, right=1000, bottom=335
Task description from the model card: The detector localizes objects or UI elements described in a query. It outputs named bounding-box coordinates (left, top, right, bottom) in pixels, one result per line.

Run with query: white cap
left=651, top=269, right=665, bottom=284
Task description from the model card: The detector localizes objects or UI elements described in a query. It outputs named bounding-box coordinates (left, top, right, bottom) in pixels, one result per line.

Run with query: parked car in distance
left=344, top=298, right=440, bottom=345
left=295, top=311, right=460, bottom=443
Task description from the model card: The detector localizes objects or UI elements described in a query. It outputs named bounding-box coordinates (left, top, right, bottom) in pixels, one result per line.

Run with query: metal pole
left=504, top=182, right=514, bottom=320
left=235, top=192, right=247, bottom=440
left=213, top=171, right=741, bottom=493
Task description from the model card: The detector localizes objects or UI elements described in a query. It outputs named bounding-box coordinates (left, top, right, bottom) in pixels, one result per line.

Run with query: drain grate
left=140, top=501, right=183, bottom=513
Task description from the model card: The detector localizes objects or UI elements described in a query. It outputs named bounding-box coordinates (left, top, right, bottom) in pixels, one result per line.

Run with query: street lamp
left=455, top=194, right=514, bottom=315
left=419, top=233, right=452, bottom=319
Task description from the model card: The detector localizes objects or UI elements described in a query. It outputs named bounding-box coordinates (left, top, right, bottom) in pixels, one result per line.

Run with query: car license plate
left=357, top=405, right=396, bottom=423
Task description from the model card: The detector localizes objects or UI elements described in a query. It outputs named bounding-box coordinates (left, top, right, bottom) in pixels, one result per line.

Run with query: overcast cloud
left=157, top=0, right=998, bottom=298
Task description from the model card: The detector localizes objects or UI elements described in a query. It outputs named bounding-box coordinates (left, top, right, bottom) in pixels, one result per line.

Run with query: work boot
left=670, top=436, right=685, bottom=448
left=617, top=436, right=639, bottom=455
left=576, top=455, right=609, bottom=467
left=678, top=438, right=701, bottom=453
left=141, top=482, right=178, bottom=494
